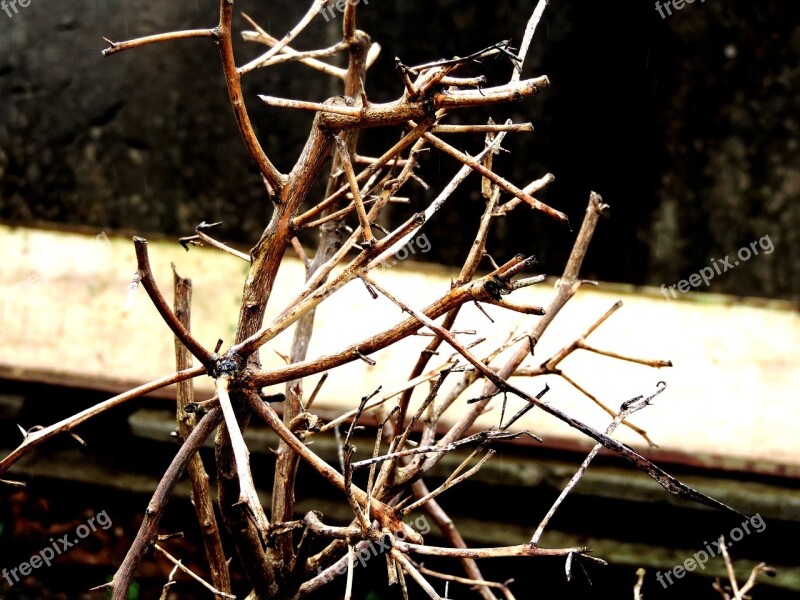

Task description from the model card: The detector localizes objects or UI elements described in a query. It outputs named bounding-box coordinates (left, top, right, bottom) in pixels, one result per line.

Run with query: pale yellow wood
left=1, top=225, right=798, bottom=474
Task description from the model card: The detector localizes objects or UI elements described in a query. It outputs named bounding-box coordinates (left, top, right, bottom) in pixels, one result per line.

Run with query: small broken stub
left=483, top=276, right=510, bottom=301
left=211, top=354, right=243, bottom=379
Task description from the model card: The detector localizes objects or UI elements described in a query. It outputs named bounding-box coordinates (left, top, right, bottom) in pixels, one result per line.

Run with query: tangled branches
left=1, top=1, right=743, bottom=598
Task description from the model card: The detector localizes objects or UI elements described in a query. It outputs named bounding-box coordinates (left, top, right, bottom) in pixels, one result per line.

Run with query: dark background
left=1, top=1, right=798, bottom=299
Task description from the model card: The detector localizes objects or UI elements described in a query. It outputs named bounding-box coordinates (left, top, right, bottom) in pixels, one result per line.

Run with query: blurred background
left=1, top=0, right=798, bottom=298
left=1, top=1, right=799, bottom=599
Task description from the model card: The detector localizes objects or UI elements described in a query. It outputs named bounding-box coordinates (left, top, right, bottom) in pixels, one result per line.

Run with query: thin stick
left=259, top=95, right=364, bottom=116
left=216, top=377, right=270, bottom=538
left=510, top=0, right=550, bottom=83
left=392, top=550, right=444, bottom=600
left=494, top=173, right=557, bottom=215
left=737, top=563, right=776, bottom=597
left=719, top=535, right=742, bottom=598
left=154, top=544, right=235, bottom=599
left=335, top=135, right=374, bottom=244
left=365, top=413, right=389, bottom=518
left=0, top=367, right=205, bottom=477
left=102, top=29, right=216, bottom=57
left=105, top=408, right=223, bottom=600
left=402, top=451, right=494, bottom=513
left=483, top=297, right=545, bottom=315
left=580, top=343, right=673, bottom=368
left=241, top=37, right=347, bottom=68
left=432, top=123, right=534, bottom=134
left=415, top=563, right=515, bottom=600
left=134, top=237, right=213, bottom=366
left=421, top=131, right=567, bottom=224
left=196, top=230, right=251, bottom=262
left=239, top=12, right=346, bottom=77
left=306, top=372, right=329, bottom=410
left=530, top=384, right=665, bottom=545
left=342, top=0, right=357, bottom=41
left=216, top=0, right=285, bottom=190
left=394, top=542, right=593, bottom=560
left=159, top=562, right=179, bottom=600
left=633, top=568, right=645, bottom=600
left=351, top=445, right=455, bottom=470
left=241, top=0, right=330, bottom=71
left=345, top=545, right=355, bottom=600
left=172, top=267, right=230, bottom=597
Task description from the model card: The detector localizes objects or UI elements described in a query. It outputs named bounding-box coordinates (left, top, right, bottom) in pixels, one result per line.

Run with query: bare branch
left=509, top=0, right=550, bottom=83
left=432, top=122, right=534, bottom=134
left=0, top=367, right=205, bottom=477
left=241, top=0, right=332, bottom=72
left=334, top=134, right=374, bottom=244
left=392, top=550, right=445, bottom=600
left=395, top=541, right=595, bottom=560
left=108, top=408, right=223, bottom=600
left=421, top=131, right=567, bottom=224
left=154, top=543, right=235, bottom=599
left=216, top=377, right=271, bottom=539
left=530, top=383, right=665, bottom=545
left=172, top=267, right=231, bottom=597
left=244, top=393, right=423, bottom=543
left=134, top=237, right=214, bottom=366
left=217, top=0, right=285, bottom=190
left=411, top=480, right=502, bottom=600
left=102, top=29, right=216, bottom=57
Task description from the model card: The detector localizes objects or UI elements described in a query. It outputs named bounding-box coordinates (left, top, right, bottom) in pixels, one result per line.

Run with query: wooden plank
left=2, top=224, right=799, bottom=476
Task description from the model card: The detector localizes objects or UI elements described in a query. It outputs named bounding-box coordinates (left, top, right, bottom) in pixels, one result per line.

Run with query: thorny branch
left=712, top=536, right=776, bottom=600
left=172, top=267, right=231, bottom=597
left=0, top=1, right=748, bottom=598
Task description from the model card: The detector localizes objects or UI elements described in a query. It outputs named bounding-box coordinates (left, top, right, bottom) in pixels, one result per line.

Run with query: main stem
left=270, top=29, right=371, bottom=576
